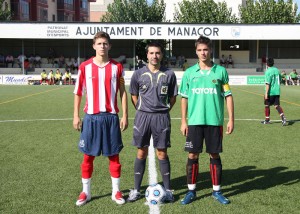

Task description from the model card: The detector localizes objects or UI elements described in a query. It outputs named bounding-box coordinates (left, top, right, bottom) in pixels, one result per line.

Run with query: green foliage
left=100, top=0, right=166, bottom=64
left=0, top=0, right=11, bottom=21
left=101, top=0, right=165, bottom=23
left=239, top=0, right=300, bottom=23
left=0, top=85, right=300, bottom=213
left=174, top=0, right=238, bottom=23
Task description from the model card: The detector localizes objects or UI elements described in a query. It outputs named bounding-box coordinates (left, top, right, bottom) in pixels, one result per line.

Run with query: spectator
left=5, top=54, right=14, bottom=68
left=289, top=69, right=299, bottom=85
left=220, top=54, right=226, bottom=67
left=226, top=54, right=234, bottom=68
left=0, top=53, right=5, bottom=67
left=178, top=55, right=185, bottom=68
left=24, top=59, right=30, bottom=74
left=65, top=57, right=74, bottom=71
left=72, top=59, right=78, bottom=72
left=54, top=69, right=62, bottom=85
left=34, top=54, right=42, bottom=68
left=169, top=55, right=176, bottom=67
left=58, top=54, right=65, bottom=68
left=40, top=69, right=48, bottom=84
left=28, top=54, right=35, bottom=67
left=48, top=47, right=55, bottom=64
left=48, top=70, right=55, bottom=85
left=280, top=70, right=287, bottom=85
left=63, top=69, right=72, bottom=85
left=261, top=55, right=267, bottom=71
left=182, top=60, right=189, bottom=71
left=17, top=53, right=26, bottom=68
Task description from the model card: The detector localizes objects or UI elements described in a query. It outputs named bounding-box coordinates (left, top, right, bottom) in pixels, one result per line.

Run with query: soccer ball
left=145, top=183, right=166, bottom=205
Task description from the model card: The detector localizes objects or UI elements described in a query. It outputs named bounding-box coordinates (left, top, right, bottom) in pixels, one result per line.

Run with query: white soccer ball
left=145, top=183, right=166, bottom=205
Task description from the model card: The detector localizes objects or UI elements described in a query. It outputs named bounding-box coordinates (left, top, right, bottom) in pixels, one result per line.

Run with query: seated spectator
left=5, top=54, right=14, bottom=68
left=58, top=54, right=65, bottom=68
left=28, top=54, right=35, bottom=67
left=52, top=60, right=58, bottom=68
left=0, top=53, right=5, bottom=67
left=72, top=59, right=78, bottom=72
left=65, top=57, right=74, bottom=71
left=48, top=70, right=55, bottom=85
left=226, top=54, right=234, bottom=68
left=17, top=53, right=26, bottom=68
left=289, top=69, right=299, bottom=85
left=280, top=70, right=287, bottom=85
left=24, top=59, right=30, bottom=74
left=182, top=60, right=189, bottom=71
left=40, top=69, right=48, bottom=84
left=34, top=54, right=42, bottom=68
left=54, top=69, right=62, bottom=85
left=220, top=54, right=226, bottom=67
left=178, top=55, right=185, bottom=68
left=48, top=47, right=55, bottom=64
left=169, top=55, right=176, bottom=67
left=63, top=70, right=72, bottom=85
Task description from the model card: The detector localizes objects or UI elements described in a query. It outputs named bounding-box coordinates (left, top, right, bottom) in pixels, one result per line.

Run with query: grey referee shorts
left=132, top=110, right=171, bottom=149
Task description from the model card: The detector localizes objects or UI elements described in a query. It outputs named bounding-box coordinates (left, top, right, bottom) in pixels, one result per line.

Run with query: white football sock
left=111, top=177, right=120, bottom=193
left=82, top=178, right=91, bottom=195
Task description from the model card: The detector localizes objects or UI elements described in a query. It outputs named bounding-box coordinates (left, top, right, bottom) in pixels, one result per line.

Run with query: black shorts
left=132, top=111, right=171, bottom=149
left=185, top=125, right=223, bottom=154
left=264, top=95, right=280, bottom=106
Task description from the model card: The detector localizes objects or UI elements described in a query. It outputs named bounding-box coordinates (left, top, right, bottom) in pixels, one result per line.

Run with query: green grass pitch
left=0, top=85, right=299, bottom=214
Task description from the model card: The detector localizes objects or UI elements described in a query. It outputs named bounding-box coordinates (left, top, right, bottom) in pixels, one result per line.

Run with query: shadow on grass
left=165, top=166, right=300, bottom=202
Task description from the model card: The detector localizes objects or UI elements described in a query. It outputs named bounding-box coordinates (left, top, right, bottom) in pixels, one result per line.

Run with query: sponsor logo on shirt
left=192, top=88, right=217, bottom=94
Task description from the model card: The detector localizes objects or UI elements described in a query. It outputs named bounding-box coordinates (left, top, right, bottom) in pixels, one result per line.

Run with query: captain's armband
left=223, top=83, right=232, bottom=97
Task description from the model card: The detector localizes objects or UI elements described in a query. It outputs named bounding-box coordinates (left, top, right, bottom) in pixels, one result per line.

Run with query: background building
left=5, top=0, right=92, bottom=22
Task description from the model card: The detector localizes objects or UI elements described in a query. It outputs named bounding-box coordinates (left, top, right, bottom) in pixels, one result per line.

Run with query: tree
left=239, top=0, right=300, bottom=23
left=101, top=0, right=166, bottom=64
left=0, top=0, right=11, bottom=21
left=101, top=0, right=165, bottom=23
left=174, top=0, right=238, bottom=23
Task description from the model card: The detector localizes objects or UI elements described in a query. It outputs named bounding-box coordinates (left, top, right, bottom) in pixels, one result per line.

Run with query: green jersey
left=264, top=66, right=281, bottom=96
left=179, top=63, right=232, bottom=126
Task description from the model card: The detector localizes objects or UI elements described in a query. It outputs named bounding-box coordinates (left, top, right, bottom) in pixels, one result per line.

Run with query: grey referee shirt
left=129, top=66, right=178, bottom=113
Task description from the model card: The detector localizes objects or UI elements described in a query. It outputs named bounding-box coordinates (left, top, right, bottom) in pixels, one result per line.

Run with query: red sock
left=81, top=154, right=95, bottom=179
left=109, top=154, right=121, bottom=178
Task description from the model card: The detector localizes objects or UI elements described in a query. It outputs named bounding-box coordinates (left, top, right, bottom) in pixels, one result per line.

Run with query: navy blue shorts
left=185, top=125, right=223, bottom=154
left=132, top=111, right=171, bottom=149
left=78, top=113, right=123, bottom=156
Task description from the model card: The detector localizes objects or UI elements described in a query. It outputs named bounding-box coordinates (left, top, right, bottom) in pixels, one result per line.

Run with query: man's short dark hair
left=195, top=35, right=212, bottom=49
left=267, top=57, right=274, bottom=67
left=145, top=41, right=164, bottom=54
left=93, top=31, right=111, bottom=44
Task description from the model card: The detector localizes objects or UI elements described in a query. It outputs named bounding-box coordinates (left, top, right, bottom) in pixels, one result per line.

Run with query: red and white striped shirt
left=74, top=58, right=124, bottom=114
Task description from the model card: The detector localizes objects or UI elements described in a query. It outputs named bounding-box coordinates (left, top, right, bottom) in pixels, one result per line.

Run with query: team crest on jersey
left=161, top=86, right=168, bottom=94
left=142, top=84, right=147, bottom=90
left=79, top=140, right=85, bottom=148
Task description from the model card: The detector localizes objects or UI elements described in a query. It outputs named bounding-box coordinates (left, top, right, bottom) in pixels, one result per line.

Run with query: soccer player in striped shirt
left=73, top=31, right=128, bottom=206
left=179, top=35, right=234, bottom=205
